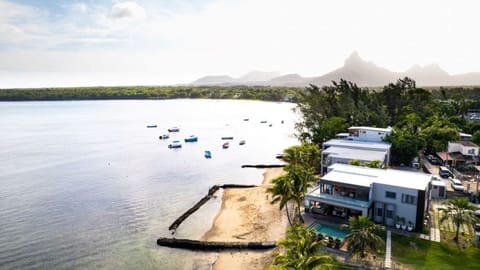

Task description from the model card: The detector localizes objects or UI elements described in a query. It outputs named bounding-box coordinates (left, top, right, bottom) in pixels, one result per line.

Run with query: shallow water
left=0, top=99, right=298, bottom=269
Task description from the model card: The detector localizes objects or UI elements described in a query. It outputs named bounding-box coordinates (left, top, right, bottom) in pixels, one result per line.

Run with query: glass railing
left=308, top=192, right=371, bottom=208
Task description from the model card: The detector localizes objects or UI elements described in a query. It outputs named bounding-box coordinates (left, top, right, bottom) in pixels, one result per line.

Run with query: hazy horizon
left=1, top=0, right=480, bottom=88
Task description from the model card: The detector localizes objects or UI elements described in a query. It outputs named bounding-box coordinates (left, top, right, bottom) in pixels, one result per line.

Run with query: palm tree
left=341, top=216, right=384, bottom=258
left=267, top=174, right=295, bottom=225
left=271, top=223, right=333, bottom=270
left=439, top=197, right=479, bottom=242
left=281, top=144, right=321, bottom=172
left=289, top=165, right=317, bottom=223
left=268, top=165, right=317, bottom=224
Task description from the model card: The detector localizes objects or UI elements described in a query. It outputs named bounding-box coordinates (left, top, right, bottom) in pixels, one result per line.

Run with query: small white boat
left=168, top=140, right=182, bottom=148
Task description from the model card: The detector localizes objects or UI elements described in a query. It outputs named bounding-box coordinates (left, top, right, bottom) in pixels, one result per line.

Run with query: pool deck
left=304, top=214, right=349, bottom=251
left=304, top=213, right=348, bottom=228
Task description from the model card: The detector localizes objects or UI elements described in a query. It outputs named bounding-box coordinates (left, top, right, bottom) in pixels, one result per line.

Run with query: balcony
left=306, top=187, right=372, bottom=209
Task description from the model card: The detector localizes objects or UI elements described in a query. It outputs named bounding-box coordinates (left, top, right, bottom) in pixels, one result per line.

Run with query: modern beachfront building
left=320, top=126, right=392, bottom=174
left=305, top=164, right=432, bottom=232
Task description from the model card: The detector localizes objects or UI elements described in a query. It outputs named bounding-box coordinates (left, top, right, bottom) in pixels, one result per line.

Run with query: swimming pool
left=308, top=222, right=348, bottom=241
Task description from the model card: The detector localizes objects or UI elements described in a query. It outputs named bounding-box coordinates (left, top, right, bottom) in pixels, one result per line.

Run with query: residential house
left=320, top=126, right=392, bottom=174
left=437, top=141, right=479, bottom=168
left=305, top=164, right=432, bottom=232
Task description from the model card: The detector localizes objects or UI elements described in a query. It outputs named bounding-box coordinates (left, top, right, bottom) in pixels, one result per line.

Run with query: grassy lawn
left=391, top=234, right=480, bottom=270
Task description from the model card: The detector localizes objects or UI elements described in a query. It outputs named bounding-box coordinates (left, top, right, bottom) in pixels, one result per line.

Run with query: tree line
left=295, top=77, right=480, bottom=165
left=0, top=85, right=299, bottom=102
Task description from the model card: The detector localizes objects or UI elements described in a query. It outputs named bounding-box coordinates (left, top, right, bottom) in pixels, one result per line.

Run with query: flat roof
left=322, top=163, right=432, bottom=190
left=450, top=141, right=479, bottom=147
left=323, top=146, right=386, bottom=162
left=324, top=139, right=391, bottom=151
left=348, top=126, right=392, bottom=133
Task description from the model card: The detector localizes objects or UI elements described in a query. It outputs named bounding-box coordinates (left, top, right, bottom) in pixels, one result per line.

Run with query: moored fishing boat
left=159, top=134, right=169, bottom=139
left=222, top=142, right=229, bottom=149
left=239, top=140, right=246, bottom=145
left=168, top=140, right=182, bottom=148
left=221, top=136, right=234, bottom=140
left=204, top=150, right=212, bottom=158
left=184, top=135, right=198, bottom=142
left=147, top=125, right=157, bottom=128
left=168, top=127, right=180, bottom=132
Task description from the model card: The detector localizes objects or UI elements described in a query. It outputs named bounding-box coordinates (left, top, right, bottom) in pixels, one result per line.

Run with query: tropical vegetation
left=295, top=77, right=480, bottom=165
left=341, top=216, right=384, bottom=258
left=0, top=85, right=300, bottom=102
left=438, top=197, right=479, bottom=242
left=270, top=223, right=334, bottom=270
left=268, top=144, right=320, bottom=224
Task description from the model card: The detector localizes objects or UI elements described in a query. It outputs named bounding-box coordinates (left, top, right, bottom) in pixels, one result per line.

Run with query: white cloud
left=72, top=2, right=88, bottom=13
left=1, top=0, right=480, bottom=88
left=0, top=0, right=48, bottom=44
left=109, top=1, right=146, bottom=21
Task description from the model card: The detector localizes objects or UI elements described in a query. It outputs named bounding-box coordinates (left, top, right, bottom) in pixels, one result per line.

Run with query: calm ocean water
left=0, top=99, right=298, bottom=269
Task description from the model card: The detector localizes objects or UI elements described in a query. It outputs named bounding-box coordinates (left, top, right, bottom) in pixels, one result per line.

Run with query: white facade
left=321, top=139, right=391, bottom=174
left=306, top=164, right=432, bottom=232
left=347, top=126, right=392, bottom=142
left=448, top=141, right=479, bottom=156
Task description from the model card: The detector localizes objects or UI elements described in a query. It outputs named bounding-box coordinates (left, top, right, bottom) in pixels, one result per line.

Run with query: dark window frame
left=385, top=191, right=396, bottom=199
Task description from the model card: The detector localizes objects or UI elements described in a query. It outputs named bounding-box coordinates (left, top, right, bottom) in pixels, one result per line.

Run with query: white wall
left=372, top=183, right=420, bottom=227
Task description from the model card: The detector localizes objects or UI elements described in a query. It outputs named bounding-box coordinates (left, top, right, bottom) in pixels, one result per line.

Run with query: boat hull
left=185, top=136, right=198, bottom=142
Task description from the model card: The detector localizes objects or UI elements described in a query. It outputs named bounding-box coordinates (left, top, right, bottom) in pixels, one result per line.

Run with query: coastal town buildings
left=437, top=141, right=479, bottom=168
left=305, top=163, right=432, bottom=232
left=320, top=126, right=392, bottom=174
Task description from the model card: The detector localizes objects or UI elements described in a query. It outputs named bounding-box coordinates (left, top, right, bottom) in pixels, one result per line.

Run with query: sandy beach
left=201, top=168, right=288, bottom=270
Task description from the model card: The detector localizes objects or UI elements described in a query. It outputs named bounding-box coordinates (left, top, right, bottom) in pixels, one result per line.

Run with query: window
left=376, top=208, right=383, bottom=217
left=386, top=210, right=393, bottom=219
left=401, top=194, right=417, bottom=205
left=468, top=149, right=475, bottom=155
left=385, top=191, right=396, bottom=199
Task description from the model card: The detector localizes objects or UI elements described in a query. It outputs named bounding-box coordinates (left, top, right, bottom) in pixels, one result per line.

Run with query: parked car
left=439, top=166, right=452, bottom=178
left=427, top=154, right=441, bottom=165
left=450, top=178, right=464, bottom=192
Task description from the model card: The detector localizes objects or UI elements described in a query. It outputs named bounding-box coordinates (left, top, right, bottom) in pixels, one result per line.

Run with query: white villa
left=305, top=164, right=433, bottom=232
left=320, top=126, right=392, bottom=174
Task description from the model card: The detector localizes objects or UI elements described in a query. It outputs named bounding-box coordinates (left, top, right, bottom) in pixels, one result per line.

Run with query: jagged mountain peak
left=191, top=52, right=480, bottom=87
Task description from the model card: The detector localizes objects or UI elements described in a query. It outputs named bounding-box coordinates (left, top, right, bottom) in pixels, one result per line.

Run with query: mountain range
left=191, top=52, right=480, bottom=87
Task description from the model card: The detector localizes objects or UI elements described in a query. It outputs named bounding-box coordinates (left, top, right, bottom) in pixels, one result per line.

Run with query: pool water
left=308, top=222, right=348, bottom=241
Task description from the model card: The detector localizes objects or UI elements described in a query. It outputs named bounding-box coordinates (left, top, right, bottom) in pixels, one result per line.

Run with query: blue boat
left=204, top=150, right=212, bottom=158
left=184, top=135, right=198, bottom=142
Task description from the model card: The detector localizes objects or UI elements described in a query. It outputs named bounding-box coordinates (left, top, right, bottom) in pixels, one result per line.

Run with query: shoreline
left=200, top=168, right=288, bottom=270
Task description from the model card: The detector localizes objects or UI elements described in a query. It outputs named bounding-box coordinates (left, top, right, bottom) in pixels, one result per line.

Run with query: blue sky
left=1, top=0, right=480, bottom=88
